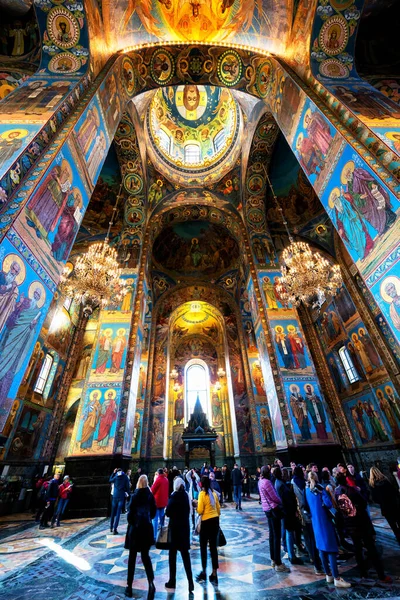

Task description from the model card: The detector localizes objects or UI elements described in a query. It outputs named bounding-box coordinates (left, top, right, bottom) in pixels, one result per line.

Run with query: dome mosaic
left=147, top=85, right=241, bottom=178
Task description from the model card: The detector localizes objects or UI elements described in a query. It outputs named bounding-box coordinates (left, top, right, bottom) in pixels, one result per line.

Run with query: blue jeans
left=319, top=550, right=339, bottom=579
left=54, top=498, right=69, bottom=522
left=152, top=507, right=165, bottom=540
left=110, top=498, right=125, bottom=532
left=233, top=485, right=242, bottom=507
left=286, top=530, right=295, bottom=560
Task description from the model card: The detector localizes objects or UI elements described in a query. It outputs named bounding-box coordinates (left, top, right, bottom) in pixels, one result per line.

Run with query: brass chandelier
left=60, top=191, right=127, bottom=316
left=265, top=173, right=342, bottom=308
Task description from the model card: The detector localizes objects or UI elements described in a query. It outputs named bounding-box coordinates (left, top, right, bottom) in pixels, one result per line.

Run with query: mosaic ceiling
left=148, top=85, right=239, bottom=168
left=105, top=0, right=291, bottom=54
left=152, top=220, right=241, bottom=279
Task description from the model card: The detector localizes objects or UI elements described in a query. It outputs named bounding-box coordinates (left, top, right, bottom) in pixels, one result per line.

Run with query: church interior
left=0, top=0, right=400, bottom=598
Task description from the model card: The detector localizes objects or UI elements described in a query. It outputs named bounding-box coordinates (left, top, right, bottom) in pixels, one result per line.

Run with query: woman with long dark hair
left=196, top=475, right=221, bottom=585
left=369, top=466, right=400, bottom=543
left=258, top=465, right=290, bottom=572
left=125, top=475, right=156, bottom=598
left=165, top=478, right=194, bottom=593
left=273, top=466, right=303, bottom=565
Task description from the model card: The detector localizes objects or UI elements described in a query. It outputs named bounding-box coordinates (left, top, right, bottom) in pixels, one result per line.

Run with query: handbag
left=194, top=514, right=202, bottom=535
left=155, top=522, right=172, bottom=550
left=217, top=527, right=227, bottom=547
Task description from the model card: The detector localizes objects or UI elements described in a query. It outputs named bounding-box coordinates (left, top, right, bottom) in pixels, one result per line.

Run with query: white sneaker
left=282, top=552, right=289, bottom=559
left=334, top=577, right=351, bottom=588
left=326, top=575, right=334, bottom=583
left=275, top=564, right=291, bottom=573
left=271, top=560, right=276, bottom=568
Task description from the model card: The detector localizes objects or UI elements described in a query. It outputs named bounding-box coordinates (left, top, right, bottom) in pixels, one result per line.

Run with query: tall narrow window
left=184, top=144, right=201, bottom=164
left=34, top=353, right=54, bottom=394
left=186, top=363, right=208, bottom=420
left=63, top=296, right=72, bottom=312
left=158, top=129, right=171, bottom=153
left=213, top=129, right=225, bottom=153
left=338, top=346, right=360, bottom=383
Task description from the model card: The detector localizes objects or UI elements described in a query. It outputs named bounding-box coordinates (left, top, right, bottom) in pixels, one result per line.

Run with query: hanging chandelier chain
left=263, top=166, right=342, bottom=308
left=59, top=183, right=127, bottom=314
left=264, top=168, right=294, bottom=243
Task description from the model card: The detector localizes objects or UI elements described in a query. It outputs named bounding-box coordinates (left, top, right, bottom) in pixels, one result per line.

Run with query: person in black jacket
left=125, top=475, right=156, bottom=598
left=335, top=473, right=391, bottom=582
left=231, top=464, right=243, bottom=510
left=109, top=468, right=131, bottom=534
left=369, top=466, right=400, bottom=544
left=273, top=467, right=303, bottom=565
left=222, top=465, right=232, bottom=502
left=40, top=472, right=61, bottom=529
left=165, top=478, right=194, bottom=593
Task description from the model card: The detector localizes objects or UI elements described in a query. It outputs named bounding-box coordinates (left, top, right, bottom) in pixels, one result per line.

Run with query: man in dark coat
left=125, top=475, right=156, bottom=598
left=231, top=464, right=243, bottom=510
left=40, top=472, right=61, bottom=528
left=222, top=464, right=232, bottom=502
left=165, top=478, right=194, bottom=592
left=335, top=473, right=389, bottom=582
left=109, top=468, right=130, bottom=534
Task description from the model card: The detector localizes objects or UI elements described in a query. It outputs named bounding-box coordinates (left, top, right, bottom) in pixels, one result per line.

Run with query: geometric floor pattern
left=0, top=498, right=400, bottom=599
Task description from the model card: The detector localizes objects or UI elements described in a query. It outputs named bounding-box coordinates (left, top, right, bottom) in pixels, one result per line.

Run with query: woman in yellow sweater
left=196, top=475, right=221, bottom=584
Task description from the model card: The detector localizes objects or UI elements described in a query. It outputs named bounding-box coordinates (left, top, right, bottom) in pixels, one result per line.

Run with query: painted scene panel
left=254, top=320, right=286, bottom=449
left=285, top=380, right=335, bottom=445
left=74, top=386, right=120, bottom=455
left=0, top=237, right=52, bottom=429
left=73, top=93, right=110, bottom=186
left=343, top=393, right=392, bottom=447
left=13, top=139, right=90, bottom=283
left=90, top=322, right=129, bottom=383
left=269, top=318, right=313, bottom=376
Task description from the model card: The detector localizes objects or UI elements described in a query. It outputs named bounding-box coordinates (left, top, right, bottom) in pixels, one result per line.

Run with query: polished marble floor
left=0, top=498, right=399, bottom=599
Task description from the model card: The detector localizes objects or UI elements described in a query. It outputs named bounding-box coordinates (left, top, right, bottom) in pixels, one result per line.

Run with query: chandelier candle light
left=60, top=188, right=127, bottom=316
left=265, top=172, right=342, bottom=307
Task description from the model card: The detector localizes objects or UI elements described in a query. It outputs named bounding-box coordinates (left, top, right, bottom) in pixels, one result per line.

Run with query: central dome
left=146, top=85, right=242, bottom=184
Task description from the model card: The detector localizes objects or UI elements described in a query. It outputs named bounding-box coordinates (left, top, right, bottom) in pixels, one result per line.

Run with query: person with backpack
left=124, top=475, right=156, bottom=598
left=165, top=477, right=194, bottom=593
left=335, top=472, right=391, bottom=582
left=292, top=466, right=324, bottom=574
left=259, top=465, right=289, bottom=572
left=273, top=466, right=303, bottom=565
left=369, top=466, right=400, bottom=544
left=306, top=472, right=351, bottom=588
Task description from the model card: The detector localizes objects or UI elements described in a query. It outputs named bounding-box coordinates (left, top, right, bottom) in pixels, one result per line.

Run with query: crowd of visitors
left=119, top=459, right=399, bottom=598
left=258, top=459, right=399, bottom=588
left=35, top=472, right=73, bottom=528
left=33, top=458, right=400, bottom=599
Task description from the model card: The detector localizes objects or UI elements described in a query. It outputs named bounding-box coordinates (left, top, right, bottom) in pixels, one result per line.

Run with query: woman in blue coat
left=305, top=472, right=350, bottom=589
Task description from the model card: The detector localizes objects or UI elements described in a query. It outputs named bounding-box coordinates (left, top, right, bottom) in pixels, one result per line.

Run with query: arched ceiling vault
left=101, top=0, right=292, bottom=56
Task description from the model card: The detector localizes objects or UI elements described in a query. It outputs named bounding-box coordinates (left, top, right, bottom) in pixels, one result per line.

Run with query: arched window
left=213, top=129, right=225, bottom=153
left=63, top=296, right=72, bottom=312
left=338, top=346, right=360, bottom=384
left=158, top=129, right=171, bottom=153
left=185, top=360, right=210, bottom=422
left=34, top=353, right=54, bottom=394
left=184, top=143, right=201, bottom=164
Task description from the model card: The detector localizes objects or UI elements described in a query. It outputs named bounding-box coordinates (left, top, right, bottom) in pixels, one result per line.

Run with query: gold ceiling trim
left=121, top=40, right=271, bottom=58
